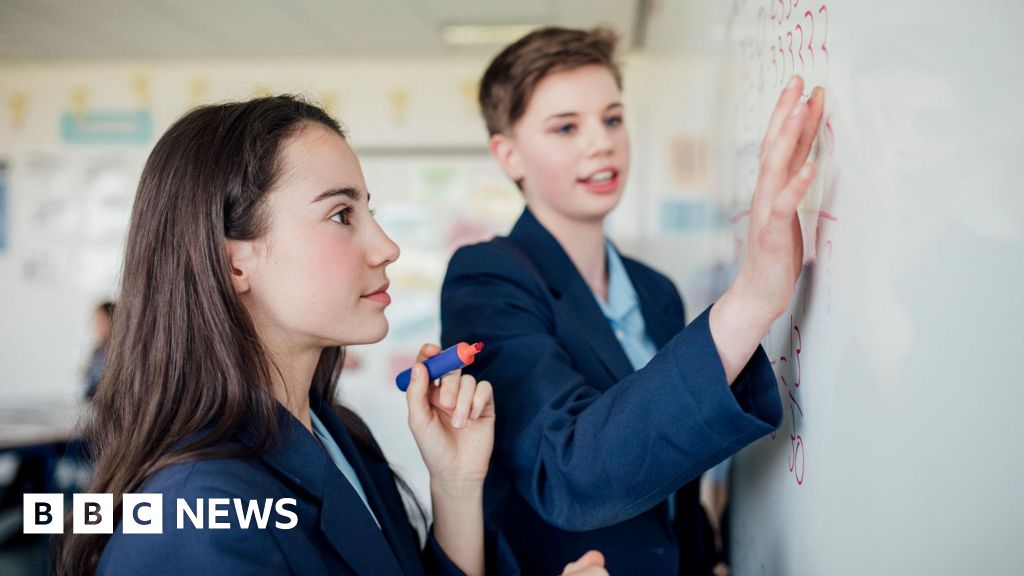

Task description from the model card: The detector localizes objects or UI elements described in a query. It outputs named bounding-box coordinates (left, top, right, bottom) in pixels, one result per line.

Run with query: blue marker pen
left=395, top=342, right=484, bottom=391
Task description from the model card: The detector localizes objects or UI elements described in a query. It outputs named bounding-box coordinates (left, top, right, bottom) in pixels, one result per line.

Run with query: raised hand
left=711, top=75, right=825, bottom=383
left=738, top=74, right=825, bottom=319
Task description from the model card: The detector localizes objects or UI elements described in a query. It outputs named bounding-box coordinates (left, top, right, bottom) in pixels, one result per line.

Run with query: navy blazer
left=99, top=391, right=518, bottom=575
left=441, top=208, right=783, bottom=575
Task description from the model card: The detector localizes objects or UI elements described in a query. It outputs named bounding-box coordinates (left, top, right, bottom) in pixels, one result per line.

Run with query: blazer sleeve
left=441, top=243, right=783, bottom=531
left=97, top=484, right=289, bottom=576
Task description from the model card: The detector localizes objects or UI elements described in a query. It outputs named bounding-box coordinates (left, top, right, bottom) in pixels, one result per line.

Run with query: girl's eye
left=330, top=207, right=353, bottom=225
left=554, top=123, right=577, bottom=135
left=604, top=116, right=623, bottom=128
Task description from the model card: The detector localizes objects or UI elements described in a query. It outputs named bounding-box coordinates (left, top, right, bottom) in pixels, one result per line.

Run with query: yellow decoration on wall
left=132, top=74, right=150, bottom=107
left=188, top=77, right=209, bottom=107
left=387, top=88, right=409, bottom=124
left=320, top=91, right=339, bottom=117
left=9, top=92, right=27, bottom=128
left=459, top=78, right=479, bottom=114
left=70, top=86, right=89, bottom=118
left=249, top=85, right=272, bottom=99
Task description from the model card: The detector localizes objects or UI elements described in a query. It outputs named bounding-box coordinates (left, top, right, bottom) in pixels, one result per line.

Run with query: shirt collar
left=595, top=240, right=640, bottom=323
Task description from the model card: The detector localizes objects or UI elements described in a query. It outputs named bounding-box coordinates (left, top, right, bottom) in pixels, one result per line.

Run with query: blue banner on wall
left=60, top=110, right=152, bottom=145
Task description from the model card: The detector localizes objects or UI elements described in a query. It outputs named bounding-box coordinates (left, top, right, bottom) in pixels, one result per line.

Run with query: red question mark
left=786, top=30, right=795, bottom=74
left=819, top=4, right=830, bottom=62
left=795, top=24, right=805, bottom=71
left=778, top=35, right=786, bottom=80
left=804, top=10, right=816, bottom=66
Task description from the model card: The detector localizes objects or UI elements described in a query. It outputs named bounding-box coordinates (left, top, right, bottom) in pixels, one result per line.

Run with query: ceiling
left=0, top=0, right=645, bottom=61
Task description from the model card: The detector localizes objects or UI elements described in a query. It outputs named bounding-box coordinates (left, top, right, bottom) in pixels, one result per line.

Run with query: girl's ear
left=489, top=132, right=525, bottom=184
left=224, top=238, right=256, bottom=295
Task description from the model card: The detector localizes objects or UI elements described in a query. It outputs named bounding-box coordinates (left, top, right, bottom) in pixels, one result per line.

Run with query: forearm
left=708, top=277, right=777, bottom=384
left=430, top=479, right=485, bottom=576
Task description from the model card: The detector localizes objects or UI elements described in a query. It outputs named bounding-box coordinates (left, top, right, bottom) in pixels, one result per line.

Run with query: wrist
left=728, top=269, right=785, bottom=325
left=712, top=285, right=775, bottom=350
left=430, top=477, right=485, bottom=501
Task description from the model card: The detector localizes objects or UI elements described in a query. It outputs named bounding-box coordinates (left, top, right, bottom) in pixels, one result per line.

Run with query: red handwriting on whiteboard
left=824, top=115, right=836, bottom=155
left=803, top=10, right=815, bottom=65
left=776, top=316, right=806, bottom=485
left=786, top=31, right=795, bottom=74
left=818, top=4, right=830, bottom=62
left=795, top=24, right=805, bottom=71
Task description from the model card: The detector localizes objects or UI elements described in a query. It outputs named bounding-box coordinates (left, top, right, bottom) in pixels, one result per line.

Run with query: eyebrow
left=544, top=102, right=624, bottom=121
left=311, top=187, right=369, bottom=204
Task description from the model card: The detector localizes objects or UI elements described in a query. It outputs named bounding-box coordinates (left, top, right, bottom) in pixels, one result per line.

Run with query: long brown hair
left=54, top=96, right=420, bottom=575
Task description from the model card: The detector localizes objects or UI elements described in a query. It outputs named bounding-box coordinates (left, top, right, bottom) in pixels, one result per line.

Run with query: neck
left=264, top=342, right=320, bottom=433
left=529, top=204, right=609, bottom=301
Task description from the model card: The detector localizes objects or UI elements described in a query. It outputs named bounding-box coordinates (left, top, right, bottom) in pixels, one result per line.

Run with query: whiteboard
left=712, top=1, right=1024, bottom=574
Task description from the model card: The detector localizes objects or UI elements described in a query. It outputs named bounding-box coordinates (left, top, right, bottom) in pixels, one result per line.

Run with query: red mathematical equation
left=776, top=316, right=806, bottom=485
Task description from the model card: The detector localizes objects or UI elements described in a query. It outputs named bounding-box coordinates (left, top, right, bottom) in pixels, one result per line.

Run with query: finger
left=469, top=380, right=494, bottom=420
left=405, top=364, right=432, bottom=429
left=760, top=75, right=805, bottom=158
left=415, top=343, right=442, bottom=365
left=760, top=93, right=811, bottom=198
left=775, top=161, right=816, bottom=216
left=451, top=374, right=477, bottom=428
left=437, top=368, right=462, bottom=411
left=787, top=86, right=825, bottom=176
left=563, top=550, right=605, bottom=574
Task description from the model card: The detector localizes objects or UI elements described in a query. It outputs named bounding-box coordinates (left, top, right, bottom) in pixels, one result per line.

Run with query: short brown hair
left=479, top=26, right=622, bottom=136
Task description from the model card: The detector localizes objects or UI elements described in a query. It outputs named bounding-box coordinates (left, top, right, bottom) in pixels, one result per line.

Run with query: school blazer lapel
left=257, top=403, right=406, bottom=576
left=622, top=257, right=684, bottom=350
left=311, top=394, right=424, bottom=576
left=508, top=208, right=635, bottom=383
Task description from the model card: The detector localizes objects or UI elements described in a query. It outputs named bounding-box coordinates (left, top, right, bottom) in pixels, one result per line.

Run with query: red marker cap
left=456, top=342, right=484, bottom=365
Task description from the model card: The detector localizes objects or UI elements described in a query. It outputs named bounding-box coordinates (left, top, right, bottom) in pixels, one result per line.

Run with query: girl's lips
left=363, top=291, right=391, bottom=305
left=363, top=282, right=391, bottom=304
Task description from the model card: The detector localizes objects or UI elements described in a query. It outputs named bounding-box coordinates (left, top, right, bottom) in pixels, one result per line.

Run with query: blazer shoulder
left=449, top=236, right=533, bottom=270
left=98, top=459, right=290, bottom=575
left=446, top=236, right=547, bottom=291
left=139, top=455, right=278, bottom=499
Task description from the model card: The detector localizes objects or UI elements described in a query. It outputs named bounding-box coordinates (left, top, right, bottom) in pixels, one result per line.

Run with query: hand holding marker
left=395, top=342, right=484, bottom=391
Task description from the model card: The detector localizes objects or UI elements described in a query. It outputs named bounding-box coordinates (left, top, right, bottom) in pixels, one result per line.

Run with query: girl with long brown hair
left=53, top=95, right=607, bottom=576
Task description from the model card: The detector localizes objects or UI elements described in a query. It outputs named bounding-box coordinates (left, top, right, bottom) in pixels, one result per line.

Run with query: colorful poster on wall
left=0, top=161, right=8, bottom=252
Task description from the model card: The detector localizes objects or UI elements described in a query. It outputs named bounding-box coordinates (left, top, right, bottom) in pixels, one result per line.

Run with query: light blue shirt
left=593, top=241, right=659, bottom=372
left=309, top=410, right=381, bottom=529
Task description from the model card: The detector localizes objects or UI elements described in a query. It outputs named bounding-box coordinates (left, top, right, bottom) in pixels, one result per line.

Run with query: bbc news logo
left=24, top=494, right=298, bottom=534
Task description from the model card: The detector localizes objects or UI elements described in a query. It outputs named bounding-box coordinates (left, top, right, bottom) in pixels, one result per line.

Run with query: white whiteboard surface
left=714, top=1, right=1024, bottom=574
